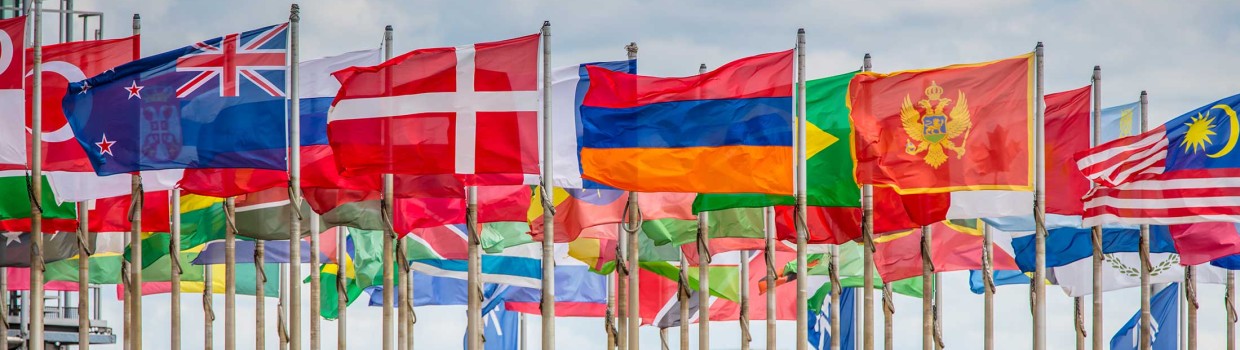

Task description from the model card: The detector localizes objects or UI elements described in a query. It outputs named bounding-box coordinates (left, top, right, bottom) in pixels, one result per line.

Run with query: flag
left=409, top=241, right=542, bottom=289
left=46, top=168, right=181, bottom=203
left=967, top=270, right=1030, bottom=294
left=191, top=239, right=326, bottom=265
left=395, top=186, right=529, bottom=234
left=87, top=190, right=171, bottom=233
left=1053, top=252, right=1227, bottom=296
left=180, top=49, right=383, bottom=198
left=1110, top=283, right=1178, bottom=350
left=808, top=287, right=856, bottom=350
left=505, top=244, right=608, bottom=316
left=0, top=17, right=24, bottom=168
left=549, top=60, right=637, bottom=188
left=127, top=194, right=226, bottom=269
left=1044, top=86, right=1092, bottom=214
left=1008, top=226, right=1175, bottom=272
left=1098, top=101, right=1141, bottom=146
left=0, top=231, right=89, bottom=267
left=695, top=70, right=860, bottom=211
left=871, top=220, right=1019, bottom=283
left=328, top=34, right=540, bottom=185
left=709, top=250, right=798, bottom=321
left=0, top=173, right=77, bottom=232
left=786, top=243, right=925, bottom=304
left=528, top=188, right=626, bottom=243
left=62, top=23, right=290, bottom=175
left=644, top=207, right=763, bottom=247
left=578, top=50, right=794, bottom=194
left=233, top=186, right=321, bottom=240
left=474, top=292, right=520, bottom=350
left=1079, top=93, right=1240, bottom=225
left=851, top=53, right=1034, bottom=194
left=638, top=263, right=705, bottom=327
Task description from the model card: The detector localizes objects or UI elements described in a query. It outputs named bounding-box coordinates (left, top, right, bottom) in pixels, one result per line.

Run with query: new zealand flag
left=62, top=23, right=289, bottom=176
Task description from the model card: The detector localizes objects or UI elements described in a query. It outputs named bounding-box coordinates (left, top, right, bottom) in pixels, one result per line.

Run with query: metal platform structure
left=6, top=288, right=116, bottom=350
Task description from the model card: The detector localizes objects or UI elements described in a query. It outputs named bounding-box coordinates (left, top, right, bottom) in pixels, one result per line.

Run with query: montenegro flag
left=850, top=53, right=1035, bottom=194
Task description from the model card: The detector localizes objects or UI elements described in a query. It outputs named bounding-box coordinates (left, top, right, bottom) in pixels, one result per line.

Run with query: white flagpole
left=466, top=186, right=481, bottom=350
left=795, top=27, right=809, bottom=350
left=765, top=206, right=777, bottom=350
left=205, top=255, right=215, bottom=350
left=225, top=196, right=236, bottom=350
left=1187, top=268, right=1197, bottom=350
left=1090, top=65, right=1103, bottom=350
left=1228, top=271, right=1236, bottom=350
left=380, top=24, right=395, bottom=350
left=27, top=1, right=43, bottom=349
left=740, top=248, right=751, bottom=350
left=1032, top=42, right=1047, bottom=350
left=624, top=43, right=640, bottom=350
left=1138, top=91, right=1150, bottom=350
left=830, top=243, right=840, bottom=350
left=171, top=190, right=182, bottom=350
left=921, top=226, right=932, bottom=350
left=698, top=209, right=710, bottom=350
left=982, top=223, right=993, bottom=350
left=76, top=202, right=89, bottom=350
left=256, top=240, right=266, bottom=350
left=287, top=5, right=304, bottom=350
left=860, top=53, right=875, bottom=350
left=539, top=20, right=557, bottom=350
left=337, top=227, right=348, bottom=350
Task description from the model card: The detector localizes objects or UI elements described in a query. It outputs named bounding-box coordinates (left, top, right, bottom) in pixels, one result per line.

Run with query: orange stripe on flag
left=581, top=146, right=793, bottom=194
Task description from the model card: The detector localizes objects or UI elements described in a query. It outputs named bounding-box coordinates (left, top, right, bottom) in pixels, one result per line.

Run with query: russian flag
left=578, top=50, right=794, bottom=194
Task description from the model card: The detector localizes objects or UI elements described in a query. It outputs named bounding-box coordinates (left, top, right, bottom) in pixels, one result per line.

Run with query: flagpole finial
left=625, top=42, right=637, bottom=57
left=132, top=14, right=140, bottom=31
left=385, top=24, right=393, bottom=31
left=864, top=53, right=871, bottom=59
left=1036, top=41, right=1044, bottom=49
left=1141, top=90, right=1147, bottom=97
left=543, top=20, right=550, bottom=27
left=699, top=63, right=707, bottom=72
left=290, top=4, right=300, bottom=22
left=1094, top=65, right=1101, bottom=71
left=798, top=28, right=805, bottom=35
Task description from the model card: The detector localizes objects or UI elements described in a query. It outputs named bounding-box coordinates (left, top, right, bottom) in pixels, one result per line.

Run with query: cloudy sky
left=44, top=0, right=1240, bottom=349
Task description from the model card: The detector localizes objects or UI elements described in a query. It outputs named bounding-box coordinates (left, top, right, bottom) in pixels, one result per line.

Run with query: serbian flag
left=578, top=50, right=794, bottom=194
left=850, top=53, right=1034, bottom=194
left=327, top=34, right=540, bottom=185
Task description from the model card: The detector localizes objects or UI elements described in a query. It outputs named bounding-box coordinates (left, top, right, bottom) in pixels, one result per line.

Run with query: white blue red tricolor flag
left=62, top=23, right=290, bottom=176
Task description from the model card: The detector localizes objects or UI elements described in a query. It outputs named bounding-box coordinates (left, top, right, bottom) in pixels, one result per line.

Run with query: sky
left=32, top=0, right=1240, bottom=349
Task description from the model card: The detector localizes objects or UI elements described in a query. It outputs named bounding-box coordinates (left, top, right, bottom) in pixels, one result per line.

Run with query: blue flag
left=967, top=270, right=1031, bottom=294
left=63, top=23, right=290, bottom=175
left=1010, top=226, right=1178, bottom=272
left=1098, top=101, right=1142, bottom=144
left=809, top=287, right=856, bottom=350
left=1111, top=283, right=1179, bottom=350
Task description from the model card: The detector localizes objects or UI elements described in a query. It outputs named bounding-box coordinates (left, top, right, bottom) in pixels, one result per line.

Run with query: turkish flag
left=851, top=54, right=1033, bottom=194
left=23, top=36, right=139, bottom=172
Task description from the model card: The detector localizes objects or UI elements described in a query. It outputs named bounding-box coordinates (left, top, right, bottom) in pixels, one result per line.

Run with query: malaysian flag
left=1077, top=93, right=1240, bottom=226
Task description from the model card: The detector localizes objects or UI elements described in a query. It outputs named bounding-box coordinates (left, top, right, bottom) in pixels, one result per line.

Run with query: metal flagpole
left=539, top=21, right=557, bottom=350
left=1138, top=91, right=1150, bottom=350
left=257, top=241, right=266, bottom=350
left=830, top=242, right=840, bottom=350
left=617, top=226, right=627, bottom=350
left=398, top=227, right=407, bottom=350
left=279, top=265, right=289, bottom=350
left=921, top=226, right=932, bottom=350
left=76, top=202, right=89, bottom=350
left=405, top=233, right=414, bottom=350
left=882, top=282, right=893, bottom=350
left=28, top=1, right=44, bottom=348
left=205, top=255, right=215, bottom=350
left=982, top=223, right=993, bottom=350
left=225, top=196, right=237, bottom=350
left=171, top=190, right=182, bottom=350
left=764, top=206, right=777, bottom=350
left=794, top=28, right=809, bottom=350
left=624, top=43, right=640, bottom=350
left=1228, top=271, right=1235, bottom=350
left=287, top=5, right=304, bottom=350
left=467, top=186, right=481, bottom=350
left=1187, top=266, right=1197, bottom=350
left=1032, top=42, right=1047, bottom=350
left=605, top=270, right=615, bottom=350
left=1090, top=65, right=1103, bottom=350
left=740, top=248, right=751, bottom=350
left=337, top=227, right=348, bottom=350
left=380, top=24, right=394, bottom=350
left=685, top=61, right=708, bottom=350
left=698, top=209, right=710, bottom=350
left=934, top=272, right=942, bottom=350
left=860, top=53, right=876, bottom=350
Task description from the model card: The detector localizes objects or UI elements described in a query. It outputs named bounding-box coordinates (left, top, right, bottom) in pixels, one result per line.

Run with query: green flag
left=640, top=261, right=742, bottom=302
left=693, top=71, right=861, bottom=212
left=788, top=242, right=925, bottom=311
left=0, top=175, right=75, bottom=220
left=642, top=207, right=765, bottom=246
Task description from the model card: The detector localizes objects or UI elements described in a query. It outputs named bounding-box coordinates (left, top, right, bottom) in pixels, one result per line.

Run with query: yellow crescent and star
left=1181, top=104, right=1240, bottom=158
left=900, top=81, right=973, bottom=168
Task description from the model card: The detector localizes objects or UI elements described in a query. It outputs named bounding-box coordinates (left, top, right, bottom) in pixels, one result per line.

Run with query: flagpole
left=605, top=268, right=616, bottom=350
left=225, top=196, right=237, bottom=350
left=624, top=43, right=640, bottom=350
left=1187, top=266, right=1197, bottom=350
left=337, top=227, right=348, bottom=350
left=686, top=61, right=709, bottom=350
left=286, top=5, right=305, bottom=350
left=1138, top=90, right=1150, bottom=350
left=921, top=226, right=932, bottom=350
left=205, top=256, right=215, bottom=350
left=380, top=24, right=395, bottom=350
left=860, top=53, right=876, bottom=350
left=76, top=201, right=89, bottom=350
left=171, top=189, right=182, bottom=350
left=1090, top=65, right=1103, bottom=350
left=982, top=223, right=993, bottom=350
left=831, top=244, right=841, bottom=350
left=698, top=209, right=710, bottom=350
left=764, top=206, right=777, bottom=350
left=1228, top=271, right=1235, bottom=350
left=466, top=186, right=481, bottom=350
left=882, top=281, right=892, bottom=350
left=398, top=224, right=407, bottom=350
left=794, top=27, right=809, bottom=350
left=257, top=241, right=267, bottom=350
left=28, top=1, right=44, bottom=349
left=617, top=226, right=628, bottom=350
left=539, top=21, right=557, bottom=350
left=279, top=265, right=289, bottom=350
left=740, top=248, right=751, bottom=350
left=1031, top=41, right=1047, bottom=350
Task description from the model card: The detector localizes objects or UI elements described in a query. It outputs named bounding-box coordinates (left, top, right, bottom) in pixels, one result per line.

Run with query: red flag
left=88, top=190, right=170, bottom=232
left=709, top=251, right=798, bottom=321
left=393, top=186, right=530, bottom=235
left=328, top=34, right=540, bottom=185
left=22, top=36, right=139, bottom=172
left=1043, top=86, right=1092, bottom=215
left=179, top=168, right=286, bottom=198
left=1167, top=222, right=1240, bottom=266
left=873, top=220, right=1019, bottom=282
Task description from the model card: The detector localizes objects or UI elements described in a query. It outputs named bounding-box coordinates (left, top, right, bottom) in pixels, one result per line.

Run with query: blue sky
left=55, top=0, right=1240, bottom=348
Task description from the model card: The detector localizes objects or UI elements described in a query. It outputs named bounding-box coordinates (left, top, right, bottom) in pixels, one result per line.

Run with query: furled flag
left=328, top=34, right=540, bottom=185
left=578, top=50, right=794, bottom=194
left=808, top=287, right=856, bottom=350
left=695, top=70, right=861, bottom=211
left=1110, top=283, right=1178, bottom=350
left=1078, top=93, right=1240, bottom=225
left=62, top=23, right=290, bottom=175
left=850, top=53, right=1034, bottom=196
left=180, top=49, right=383, bottom=198
left=549, top=60, right=636, bottom=189
left=0, top=17, right=24, bottom=168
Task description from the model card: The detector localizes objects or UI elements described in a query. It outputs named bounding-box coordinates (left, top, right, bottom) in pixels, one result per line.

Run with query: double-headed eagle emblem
left=901, top=81, right=972, bottom=168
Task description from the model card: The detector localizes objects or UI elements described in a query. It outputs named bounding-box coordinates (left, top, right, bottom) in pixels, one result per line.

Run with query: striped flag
left=1078, top=93, right=1240, bottom=225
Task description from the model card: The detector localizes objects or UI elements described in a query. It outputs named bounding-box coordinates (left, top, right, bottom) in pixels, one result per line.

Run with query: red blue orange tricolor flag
left=578, top=50, right=794, bottom=194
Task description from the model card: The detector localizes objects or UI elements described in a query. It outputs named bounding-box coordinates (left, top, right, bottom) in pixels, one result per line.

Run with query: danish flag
left=176, top=23, right=287, bottom=98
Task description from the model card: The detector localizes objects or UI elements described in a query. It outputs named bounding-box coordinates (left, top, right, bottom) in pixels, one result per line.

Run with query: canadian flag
left=327, top=34, right=541, bottom=185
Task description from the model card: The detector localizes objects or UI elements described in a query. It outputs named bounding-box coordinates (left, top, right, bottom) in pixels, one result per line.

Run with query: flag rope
left=23, top=171, right=43, bottom=216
